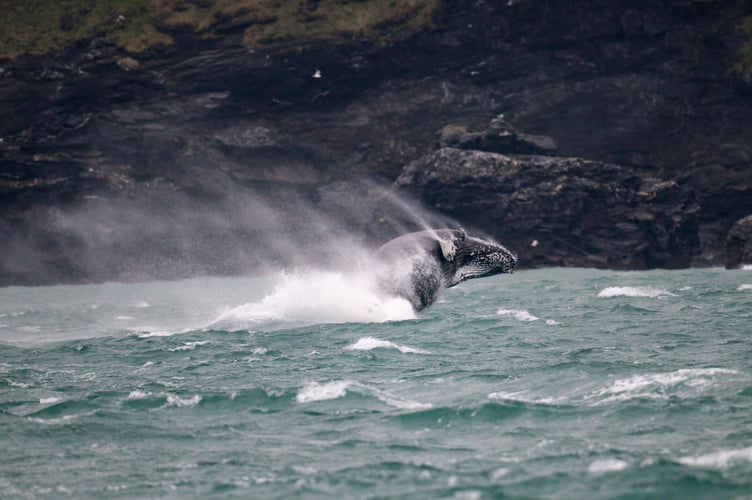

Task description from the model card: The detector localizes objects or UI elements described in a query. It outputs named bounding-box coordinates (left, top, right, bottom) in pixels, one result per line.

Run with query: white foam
left=170, top=340, right=211, bottom=352
left=212, top=271, right=416, bottom=327
left=28, top=414, right=78, bottom=425
left=588, top=459, right=629, bottom=473
left=28, top=410, right=97, bottom=425
left=296, top=380, right=352, bottom=403
left=127, top=390, right=152, bottom=400
left=589, top=368, right=740, bottom=403
left=597, top=286, right=675, bottom=298
left=496, top=308, right=539, bottom=321
left=345, top=336, right=430, bottom=354
left=116, top=316, right=135, bottom=320
left=742, top=265, right=752, bottom=271
left=165, top=394, right=202, bottom=407
left=488, top=391, right=562, bottom=405
left=295, top=380, right=430, bottom=409
left=134, top=301, right=150, bottom=308
left=679, top=446, right=752, bottom=469
left=136, top=327, right=196, bottom=338
left=491, top=468, right=509, bottom=479
left=738, top=284, right=752, bottom=291
left=39, top=397, right=61, bottom=404
left=372, top=389, right=432, bottom=410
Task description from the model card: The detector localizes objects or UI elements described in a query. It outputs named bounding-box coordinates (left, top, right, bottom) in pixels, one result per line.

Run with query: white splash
left=597, top=286, right=676, bottom=298
left=127, top=390, right=152, bottom=400
left=169, top=341, right=211, bottom=352
left=136, top=327, right=197, bottom=338
left=597, top=286, right=675, bottom=298
left=165, top=394, right=202, bottom=407
left=296, top=381, right=352, bottom=404
left=738, top=284, right=752, bottom=291
left=295, top=380, right=430, bottom=409
left=213, top=271, right=415, bottom=327
left=345, top=336, right=430, bottom=354
left=488, top=391, right=562, bottom=405
left=39, top=397, right=61, bottom=404
left=496, top=308, right=539, bottom=321
left=679, top=446, right=752, bottom=469
left=28, top=413, right=92, bottom=425
left=588, top=459, right=629, bottom=473
left=491, top=468, right=509, bottom=479
left=589, top=368, right=740, bottom=403
left=371, top=388, right=432, bottom=410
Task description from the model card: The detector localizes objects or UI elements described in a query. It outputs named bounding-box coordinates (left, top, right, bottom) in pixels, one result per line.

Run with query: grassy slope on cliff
left=0, top=0, right=438, bottom=59
left=737, top=16, right=752, bottom=79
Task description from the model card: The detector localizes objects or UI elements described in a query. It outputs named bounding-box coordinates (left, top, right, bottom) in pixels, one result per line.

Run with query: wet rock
left=214, top=125, right=278, bottom=148
left=725, top=215, right=752, bottom=269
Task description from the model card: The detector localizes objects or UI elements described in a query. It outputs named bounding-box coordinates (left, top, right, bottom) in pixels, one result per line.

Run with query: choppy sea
left=1, top=267, right=752, bottom=498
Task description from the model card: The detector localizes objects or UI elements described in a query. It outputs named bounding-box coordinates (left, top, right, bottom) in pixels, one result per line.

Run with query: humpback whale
left=374, top=229, right=517, bottom=311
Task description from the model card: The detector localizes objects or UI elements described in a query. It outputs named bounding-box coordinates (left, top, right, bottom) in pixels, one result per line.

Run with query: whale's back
left=373, top=232, right=451, bottom=311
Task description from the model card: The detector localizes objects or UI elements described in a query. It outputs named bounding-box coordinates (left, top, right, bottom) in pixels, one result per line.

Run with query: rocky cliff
left=1, top=0, right=751, bottom=285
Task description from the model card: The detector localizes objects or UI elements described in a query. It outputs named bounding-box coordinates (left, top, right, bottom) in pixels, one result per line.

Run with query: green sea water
left=1, top=267, right=752, bottom=498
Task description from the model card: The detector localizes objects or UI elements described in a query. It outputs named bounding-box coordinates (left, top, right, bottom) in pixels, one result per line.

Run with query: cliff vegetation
left=0, top=0, right=438, bottom=59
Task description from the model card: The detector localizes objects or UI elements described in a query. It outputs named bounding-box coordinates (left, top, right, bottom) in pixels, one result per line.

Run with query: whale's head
left=436, top=230, right=517, bottom=287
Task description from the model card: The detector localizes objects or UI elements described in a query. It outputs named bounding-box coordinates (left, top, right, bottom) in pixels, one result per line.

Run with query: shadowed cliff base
left=1, top=0, right=752, bottom=285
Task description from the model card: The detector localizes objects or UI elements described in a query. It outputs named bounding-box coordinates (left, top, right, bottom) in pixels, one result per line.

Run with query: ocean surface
left=1, top=267, right=752, bottom=498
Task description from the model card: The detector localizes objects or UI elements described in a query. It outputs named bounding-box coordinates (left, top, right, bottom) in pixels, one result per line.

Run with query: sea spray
left=212, top=270, right=415, bottom=328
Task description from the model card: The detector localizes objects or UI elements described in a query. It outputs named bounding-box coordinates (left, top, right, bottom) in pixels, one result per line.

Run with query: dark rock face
left=1, top=0, right=752, bottom=284
left=438, top=116, right=558, bottom=156
left=726, top=215, right=752, bottom=269
left=396, top=148, right=700, bottom=269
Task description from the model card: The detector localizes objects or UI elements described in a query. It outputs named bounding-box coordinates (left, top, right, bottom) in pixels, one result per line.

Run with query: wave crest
left=597, top=286, right=675, bottom=298
left=345, top=337, right=430, bottom=354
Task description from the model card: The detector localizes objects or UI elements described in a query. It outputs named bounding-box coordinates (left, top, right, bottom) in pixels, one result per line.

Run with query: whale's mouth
left=450, top=263, right=498, bottom=285
left=451, top=246, right=516, bottom=286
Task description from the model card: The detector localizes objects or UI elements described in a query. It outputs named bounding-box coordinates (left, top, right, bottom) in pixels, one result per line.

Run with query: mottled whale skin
left=374, top=229, right=517, bottom=311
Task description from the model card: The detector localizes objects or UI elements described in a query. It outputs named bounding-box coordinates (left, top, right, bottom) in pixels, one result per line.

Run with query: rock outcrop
left=396, top=147, right=700, bottom=269
left=438, top=116, right=558, bottom=156
left=726, top=215, right=752, bottom=269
